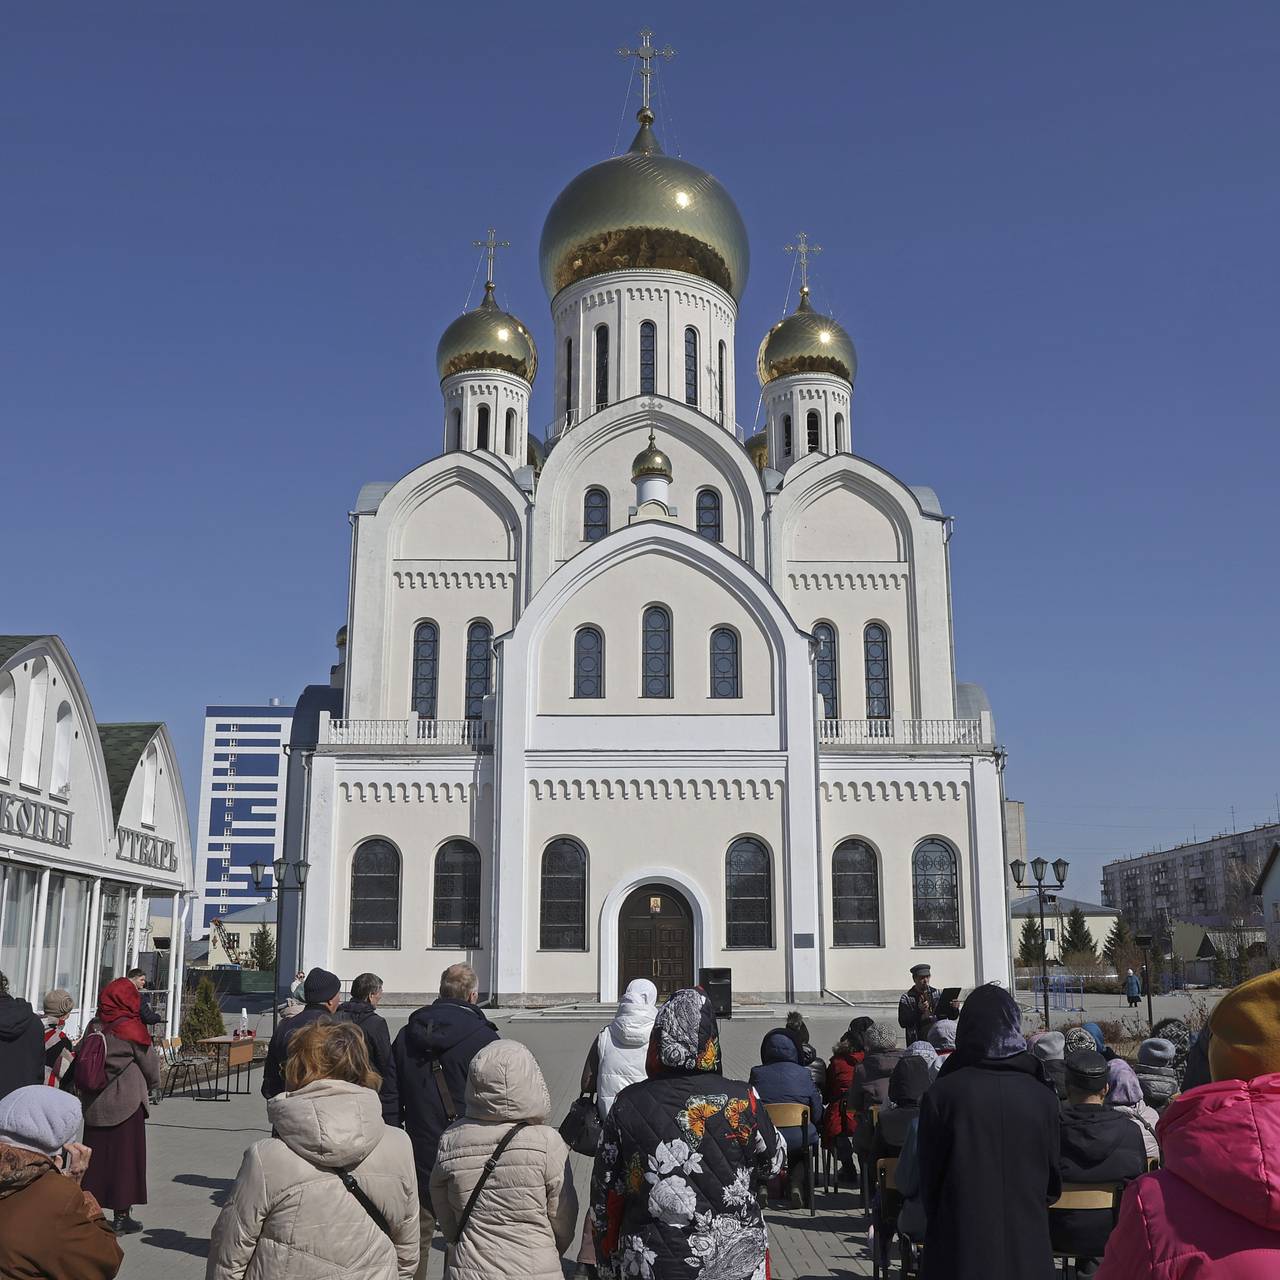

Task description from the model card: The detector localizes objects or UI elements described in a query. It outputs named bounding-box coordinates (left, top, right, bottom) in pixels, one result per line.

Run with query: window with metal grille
left=696, top=488, right=721, bottom=542
left=726, top=837, right=772, bottom=948
left=540, top=838, right=586, bottom=949
left=595, top=325, right=609, bottom=410
left=476, top=404, right=490, bottom=450
left=432, top=839, right=481, bottom=948
left=464, top=621, right=492, bottom=720
left=912, top=838, right=960, bottom=947
left=783, top=414, right=793, bottom=455
left=807, top=410, right=821, bottom=453
left=717, top=340, right=726, bottom=424
left=641, top=606, right=671, bottom=698
left=813, top=622, right=839, bottom=719
left=412, top=621, right=439, bottom=718
left=565, top=337, right=574, bottom=425
left=583, top=487, right=609, bottom=543
left=833, top=839, right=880, bottom=946
left=349, top=838, right=400, bottom=949
left=684, top=327, right=699, bottom=405
left=710, top=628, right=740, bottom=699
left=574, top=627, right=604, bottom=698
left=864, top=623, right=891, bottom=718
left=640, top=321, right=656, bottom=395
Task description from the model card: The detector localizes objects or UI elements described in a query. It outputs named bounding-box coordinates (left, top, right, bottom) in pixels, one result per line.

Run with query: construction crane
left=210, top=915, right=250, bottom=967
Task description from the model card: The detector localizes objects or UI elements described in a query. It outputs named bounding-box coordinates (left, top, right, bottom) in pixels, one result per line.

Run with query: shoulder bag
left=332, top=1168, right=394, bottom=1240
left=558, top=1037, right=602, bottom=1156
left=449, top=1120, right=530, bottom=1246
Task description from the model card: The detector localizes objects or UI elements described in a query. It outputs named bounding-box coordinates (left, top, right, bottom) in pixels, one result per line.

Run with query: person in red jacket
left=822, top=1017, right=871, bottom=1184
left=1097, top=969, right=1280, bottom=1280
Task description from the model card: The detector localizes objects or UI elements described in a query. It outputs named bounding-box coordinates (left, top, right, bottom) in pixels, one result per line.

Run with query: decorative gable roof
left=97, top=723, right=162, bottom=824
left=0, top=635, right=45, bottom=666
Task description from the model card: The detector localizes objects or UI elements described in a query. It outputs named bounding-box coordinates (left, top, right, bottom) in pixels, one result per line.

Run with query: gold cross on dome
left=784, top=232, right=823, bottom=293
left=618, top=28, right=676, bottom=113
left=473, top=227, right=510, bottom=286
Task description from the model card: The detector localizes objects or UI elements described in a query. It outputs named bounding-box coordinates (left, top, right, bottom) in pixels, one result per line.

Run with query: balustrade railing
left=817, top=718, right=985, bottom=747
left=322, top=718, right=491, bottom=747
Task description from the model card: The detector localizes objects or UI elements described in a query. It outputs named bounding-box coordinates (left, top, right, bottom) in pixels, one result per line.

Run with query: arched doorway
left=618, top=884, right=694, bottom=1000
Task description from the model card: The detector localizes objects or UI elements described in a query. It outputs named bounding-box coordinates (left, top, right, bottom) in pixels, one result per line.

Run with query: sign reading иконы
left=117, top=826, right=178, bottom=872
left=0, top=791, right=73, bottom=848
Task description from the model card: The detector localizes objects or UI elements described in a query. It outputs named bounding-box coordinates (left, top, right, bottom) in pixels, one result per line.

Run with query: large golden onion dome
left=539, top=110, right=749, bottom=302
left=632, top=429, right=673, bottom=481
left=435, top=282, right=538, bottom=384
left=744, top=429, right=768, bottom=473
left=756, top=289, right=857, bottom=385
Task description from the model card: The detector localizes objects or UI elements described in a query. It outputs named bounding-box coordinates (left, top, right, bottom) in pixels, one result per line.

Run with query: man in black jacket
left=391, top=963, right=498, bottom=1280
left=260, top=966, right=343, bottom=1099
left=0, top=970, right=44, bottom=1101
left=898, top=964, right=939, bottom=1046
left=337, top=971, right=397, bottom=1122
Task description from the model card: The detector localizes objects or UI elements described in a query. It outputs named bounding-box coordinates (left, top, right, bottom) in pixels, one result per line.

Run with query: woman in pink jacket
left=1097, top=969, right=1280, bottom=1279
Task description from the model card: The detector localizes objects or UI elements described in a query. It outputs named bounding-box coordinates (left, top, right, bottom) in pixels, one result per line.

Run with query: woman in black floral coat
left=590, top=987, right=785, bottom=1280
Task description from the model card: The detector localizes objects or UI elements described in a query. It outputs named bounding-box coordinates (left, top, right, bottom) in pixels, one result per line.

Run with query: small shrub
left=180, top=976, right=226, bottom=1047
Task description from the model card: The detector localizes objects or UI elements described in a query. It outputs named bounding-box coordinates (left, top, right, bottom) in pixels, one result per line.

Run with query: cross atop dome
left=784, top=231, right=823, bottom=301
left=618, top=28, right=676, bottom=118
left=473, top=226, right=510, bottom=301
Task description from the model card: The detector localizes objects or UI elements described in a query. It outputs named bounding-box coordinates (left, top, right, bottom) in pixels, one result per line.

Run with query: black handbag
left=559, top=1038, right=603, bottom=1156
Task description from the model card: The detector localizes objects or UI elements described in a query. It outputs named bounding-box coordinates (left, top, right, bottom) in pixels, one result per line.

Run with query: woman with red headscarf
left=77, top=977, right=161, bottom=1236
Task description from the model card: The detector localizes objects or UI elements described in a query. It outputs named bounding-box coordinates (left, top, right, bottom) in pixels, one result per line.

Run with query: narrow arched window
left=913, top=838, right=960, bottom=947
left=813, top=623, right=839, bottom=719
left=574, top=627, right=604, bottom=698
left=639, top=321, right=656, bottom=395
left=141, top=743, right=157, bottom=826
left=412, top=621, right=439, bottom=718
left=864, top=623, right=891, bottom=719
left=696, top=488, right=722, bottom=542
left=684, top=327, right=699, bottom=405
left=505, top=408, right=516, bottom=454
left=783, top=414, right=793, bottom=456
left=710, top=628, right=740, bottom=699
left=433, top=839, right=481, bottom=948
left=641, top=606, right=672, bottom=698
left=565, top=337, right=575, bottom=426
left=807, top=410, right=821, bottom=453
left=0, top=675, right=14, bottom=780
left=448, top=407, right=462, bottom=452
left=726, top=837, right=772, bottom=948
left=50, top=703, right=73, bottom=797
left=595, top=325, right=609, bottom=410
left=476, top=403, right=490, bottom=451
left=350, top=838, right=401, bottom=949
left=833, top=839, right=880, bottom=946
left=21, top=657, right=48, bottom=788
left=717, top=340, right=726, bottom=424
left=464, top=621, right=493, bottom=720
left=540, top=838, right=587, bottom=949
left=583, top=487, right=609, bottom=542
left=834, top=412, right=845, bottom=452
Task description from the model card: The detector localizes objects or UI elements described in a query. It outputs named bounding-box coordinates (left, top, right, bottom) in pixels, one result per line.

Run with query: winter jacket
left=1042, top=1058, right=1068, bottom=1101
left=1052, top=1104, right=1147, bottom=1259
left=261, top=1004, right=343, bottom=1100
left=79, top=1029, right=161, bottom=1127
left=594, top=989, right=658, bottom=1119
left=798, top=1043, right=827, bottom=1093
left=0, top=993, right=44, bottom=1101
left=748, top=1029, right=822, bottom=1151
left=1096, top=1073, right=1280, bottom=1279
left=1111, top=1101, right=1161, bottom=1163
left=429, top=1040, right=576, bottom=1280
left=43, top=1018, right=76, bottom=1089
left=821, top=1049, right=861, bottom=1144
left=898, top=986, right=940, bottom=1044
left=1124, top=974, right=1142, bottom=1000
left=1134, top=1062, right=1178, bottom=1111
left=849, top=1048, right=902, bottom=1153
left=338, top=1001, right=398, bottom=1123
left=207, top=1078, right=419, bottom=1280
left=893, top=1115, right=926, bottom=1241
left=870, top=1102, right=920, bottom=1162
left=391, top=998, right=499, bottom=1203
left=0, top=1144, right=123, bottom=1279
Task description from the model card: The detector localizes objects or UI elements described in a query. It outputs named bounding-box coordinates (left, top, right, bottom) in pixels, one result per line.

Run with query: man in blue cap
left=260, top=966, right=344, bottom=1099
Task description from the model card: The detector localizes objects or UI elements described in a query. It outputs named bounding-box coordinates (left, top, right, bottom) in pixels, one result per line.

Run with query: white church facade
left=298, top=55, right=1013, bottom=1004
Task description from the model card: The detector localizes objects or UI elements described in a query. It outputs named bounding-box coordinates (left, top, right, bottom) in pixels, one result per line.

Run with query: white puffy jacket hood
left=267, top=1078, right=384, bottom=1169
left=465, top=1039, right=551, bottom=1124
left=607, top=979, right=659, bottom=1048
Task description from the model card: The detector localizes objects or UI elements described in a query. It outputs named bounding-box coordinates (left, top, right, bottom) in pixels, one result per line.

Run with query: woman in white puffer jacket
left=595, top=978, right=659, bottom=1118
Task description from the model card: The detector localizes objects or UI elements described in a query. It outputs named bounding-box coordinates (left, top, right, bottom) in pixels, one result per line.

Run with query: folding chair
left=159, top=1036, right=215, bottom=1100
left=764, top=1103, right=817, bottom=1216
left=857, top=1104, right=881, bottom=1213
left=820, top=1099, right=850, bottom=1195
left=1049, top=1182, right=1123, bottom=1279
left=871, top=1157, right=902, bottom=1280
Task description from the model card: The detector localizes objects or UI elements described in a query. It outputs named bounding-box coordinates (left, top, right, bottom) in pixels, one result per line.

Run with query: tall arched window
left=448, top=407, right=462, bottom=452
left=50, top=703, right=73, bottom=797
left=476, top=403, right=490, bottom=451
left=464, top=621, right=493, bottom=720
left=696, top=488, right=722, bottom=542
left=639, top=320, right=656, bottom=395
left=684, top=327, right=699, bottom=405
left=782, top=414, right=793, bottom=456
left=565, top=337, right=575, bottom=426
left=595, top=324, right=609, bottom=410
left=726, top=837, right=772, bottom=948
left=412, top=621, right=439, bottom=718
left=21, top=658, right=48, bottom=788
left=864, top=623, right=891, bottom=719
left=433, top=839, right=481, bottom=948
left=583, top=487, right=609, bottom=542
left=834, top=412, right=845, bottom=452
left=709, top=628, right=740, bottom=699
left=573, top=627, right=604, bottom=698
left=913, top=838, right=960, bottom=947
left=0, top=675, right=14, bottom=780
left=807, top=410, right=821, bottom=453
left=641, top=606, right=672, bottom=698
left=833, top=839, right=881, bottom=946
left=504, top=408, right=516, bottom=454
left=813, top=623, right=839, bottom=719
left=540, top=838, right=587, bottom=949
left=717, top=340, right=727, bottom=424
left=350, top=838, right=401, bottom=949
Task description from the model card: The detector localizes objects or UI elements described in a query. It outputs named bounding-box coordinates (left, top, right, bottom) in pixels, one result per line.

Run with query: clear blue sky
left=5, top=2, right=1278, bottom=899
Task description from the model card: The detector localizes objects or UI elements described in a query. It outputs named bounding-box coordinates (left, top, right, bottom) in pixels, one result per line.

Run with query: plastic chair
left=159, top=1035, right=215, bottom=1100
left=1049, top=1182, right=1123, bottom=1278
left=764, top=1103, right=817, bottom=1216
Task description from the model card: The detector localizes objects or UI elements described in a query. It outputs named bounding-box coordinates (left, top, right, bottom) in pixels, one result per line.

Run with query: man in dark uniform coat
left=898, top=963, right=940, bottom=1045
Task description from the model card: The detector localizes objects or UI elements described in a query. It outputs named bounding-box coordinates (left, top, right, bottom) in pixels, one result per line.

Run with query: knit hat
left=1031, top=1030, right=1066, bottom=1062
left=1151, top=1017, right=1192, bottom=1073
left=1137, top=1037, right=1175, bottom=1069
left=42, top=989, right=74, bottom=1019
left=302, top=967, right=341, bottom=1005
left=1208, top=970, right=1280, bottom=1082
left=1065, top=1049, right=1109, bottom=1094
left=927, top=1018, right=958, bottom=1051
left=862, top=1020, right=896, bottom=1053
left=1063, top=1026, right=1098, bottom=1056
left=0, top=1085, right=81, bottom=1157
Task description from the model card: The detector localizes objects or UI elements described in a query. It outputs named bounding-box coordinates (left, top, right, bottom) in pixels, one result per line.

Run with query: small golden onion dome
left=526, top=433, right=545, bottom=473
left=335, top=625, right=348, bottom=647
left=632, top=429, right=673, bottom=482
left=435, top=282, right=538, bottom=384
left=745, top=429, right=768, bottom=472
left=539, top=110, right=749, bottom=302
left=756, top=289, right=857, bottom=386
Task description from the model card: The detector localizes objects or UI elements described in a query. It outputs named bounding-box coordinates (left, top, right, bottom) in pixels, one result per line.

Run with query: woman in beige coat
left=207, top=1021, right=418, bottom=1280
left=429, top=1039, right=577, bottom=1280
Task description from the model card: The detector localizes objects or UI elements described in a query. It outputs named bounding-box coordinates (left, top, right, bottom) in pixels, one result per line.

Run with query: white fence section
left=817, top=718, right=986, bottom=747
left=321, top=718, right=492, bottom=747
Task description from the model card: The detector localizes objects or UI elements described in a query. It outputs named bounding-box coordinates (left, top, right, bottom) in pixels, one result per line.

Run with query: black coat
left=899, top=986, right=940, bottom=1042
left=0, top=994, right=44, bottom=1101
left=1052, top=1103, right=1146, bottom=1259
left=260, top=1003, right=342, bottom=1099
left=390, top=998, right=498, bottom=1203
left=918, top=1052, right=1061, bottom=1280
left=337, top=1000, right=397, bottom=1123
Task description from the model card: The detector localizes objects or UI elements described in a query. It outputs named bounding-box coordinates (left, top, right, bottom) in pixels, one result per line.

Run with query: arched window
left=639, top=320, right=656, bottom=395
left=726, top=837, right=772, bottom=948
left=476, top=403, right=490, bottom=451
left=864, top=623, right=891, bottom=719
left=696, top=488, right=722, bottom=542
left=448, top=407, right=462, bottom=452
left=684, top=327, right=699, bottom=405
left=504, top=408, right=516, bottom=455
left=412, top=621, right=439, bottom=718
left=21, top=658, right=48, bottom=788
left=140, top=743, right=157, bottom=827
left=709, top=628, right=740, bottom=699
left=595, top=324, right=609, bottom=410
left=433, top=839, right=481, bottom=948
left=50, top=703, right=73, bottom=797
left=565, top=337, right=575, bottom=426
left=350, top=838, right=401, bottom=949
left=583, top=487, right=609, bottom=543
left=641, top=606, right=671, bottom=698
left=913, top=838, right=960, bottom=947
left=717, top=340, right=727, bottom=424
left=813, top=623, right=839, bottom=719
left=782, top=414, right=793, bottom=456
left=833, top=839, right=880, bottom=946
left=807, top=410, right=821, bottom=453
left=464, top=621, right=493, bottom=720
left=540, top=838, right=587, bottom=949
left=0, top=675, right=15, bottom=780
left=574, top=627, right=604, bottom=698
left=834, top=412, right=845, bottom=452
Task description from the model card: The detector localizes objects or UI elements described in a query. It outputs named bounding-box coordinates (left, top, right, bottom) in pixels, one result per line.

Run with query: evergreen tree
left=248, top=923, right=276, bottom=972
left=1018, top=916, right=1045, bottom=965
left=1102, top=916, right=1134, bottom=966
left=180, top=975, right=226, bottom=1044
left=1061, top=906, right=1097, bottom=960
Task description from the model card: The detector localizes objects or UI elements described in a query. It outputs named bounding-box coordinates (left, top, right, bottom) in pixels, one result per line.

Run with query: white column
left=26, top=868, right=51, bottom=1005
left=969, top=755, right=1012, bottom=985
left=172, top=894, right=190, bottom=1038
left=782, top=643, right=824, bottom=1001
left=493, top=637, right=529, bottom=1002
left=165, top=891, right=180, bottom=1037
left=81, top=878, right=102, bottom=1020
left=128, top=884, right=146, bottom=968
left=301, top=754, right=338, bottom=972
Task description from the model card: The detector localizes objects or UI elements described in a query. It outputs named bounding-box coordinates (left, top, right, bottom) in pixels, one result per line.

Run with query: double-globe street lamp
left=1010, top=855, right=1070, bottom=1031
left=249, top=857, right=310, bottom=1032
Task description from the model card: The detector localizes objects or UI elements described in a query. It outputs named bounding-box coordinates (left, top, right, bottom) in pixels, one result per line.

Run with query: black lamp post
left=1135, top=933, right=1155, bottom=1034
left=250, top=857, right=310, bottom=1032
left=1011, top=855, right=1069, bottom=1030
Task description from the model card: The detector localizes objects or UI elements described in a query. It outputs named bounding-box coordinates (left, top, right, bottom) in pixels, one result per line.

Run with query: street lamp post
left=250, top=857, right=310, bottom=1033
left=1135, top=933, right=1155, bottom=1034
left=1010, top=855, right=1070, bottom=1031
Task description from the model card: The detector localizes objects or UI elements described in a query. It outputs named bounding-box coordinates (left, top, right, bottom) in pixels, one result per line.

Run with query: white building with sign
left=0, top=636, right=193, bottom=1032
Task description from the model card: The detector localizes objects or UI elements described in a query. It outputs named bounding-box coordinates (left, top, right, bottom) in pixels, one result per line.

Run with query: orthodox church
left=298, top=38, right=1012, bottom=1004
